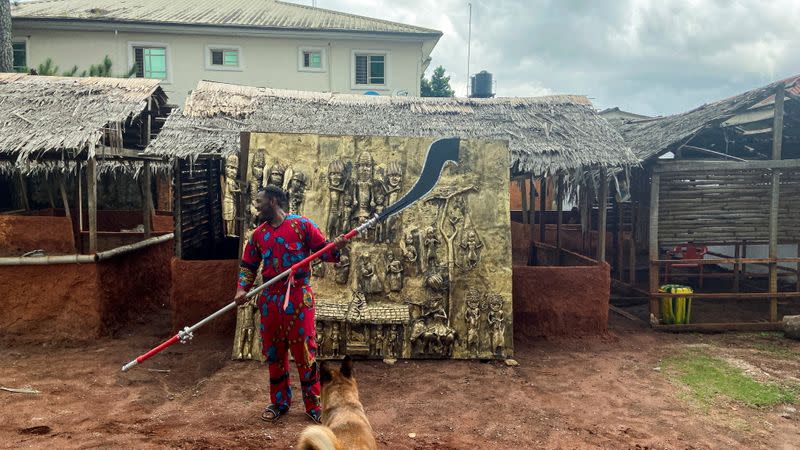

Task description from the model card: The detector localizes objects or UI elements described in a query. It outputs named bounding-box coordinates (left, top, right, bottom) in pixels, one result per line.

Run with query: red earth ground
left=1, top=313, right=799, bottom=449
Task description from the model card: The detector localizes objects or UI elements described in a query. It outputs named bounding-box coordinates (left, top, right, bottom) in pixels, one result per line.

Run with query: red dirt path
left=1, top=314, right=798, bottom=449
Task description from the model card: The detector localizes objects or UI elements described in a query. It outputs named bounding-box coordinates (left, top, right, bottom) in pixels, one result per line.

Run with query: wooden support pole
left=46, top=183, right=56, bottom=209
left=528, top=173, right=537, bottom=265
left=614, top=195, right=623, bottom=279
left=733, top=243, right=741, bottom=292
left=17, top=174, right=30, bottom=211
left=769, top=83, right=784, bottom=322
left=173, top=159, right=183, bottom=259
left=237, top=133, right=251, bottom=259
left=649, top=173, right=661, bottom=322
left=539, top=175, right=547, bottom=244
left=87, top=157, right=98, bottom=254
left=142, top=161, right=153, bottom=238
left=58, top=179, right=72, bottom=224
left=556, top=172, right=564, bottom=263
left=597, top=168, right=608, bottom=263
left=77, top=166, right=83, bottom=232
left=146, top=97, right=153, bottom=145
left=580, top=182, right=589, bottom=253
left=629, top=201, right=637, bottom=284
left=519, top=177, right=528, bottom=225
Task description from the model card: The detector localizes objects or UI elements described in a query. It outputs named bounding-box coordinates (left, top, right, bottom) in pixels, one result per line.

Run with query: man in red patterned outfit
left=235, top=186, right=347, bottom=424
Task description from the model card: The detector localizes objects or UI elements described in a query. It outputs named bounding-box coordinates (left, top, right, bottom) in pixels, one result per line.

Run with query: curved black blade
left=379, top=137, right=460, bottom=220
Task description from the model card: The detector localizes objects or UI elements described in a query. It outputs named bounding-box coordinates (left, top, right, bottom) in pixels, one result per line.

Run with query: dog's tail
left=296, top=425, right=343, bottom=450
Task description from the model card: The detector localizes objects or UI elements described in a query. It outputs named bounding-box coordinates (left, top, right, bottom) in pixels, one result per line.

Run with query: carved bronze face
left=489, top=295, right=503, bottom=311
left=268, top=162, right=285, bottom=186
left=225, top=155, right=238, bottom=179
left=329, top=171, right=343, bottom=187
left=251, top=152, right=265, bottom=178
left=290, top=172, right=305, bottom=190
left=357, top=152, right=373, bottom=181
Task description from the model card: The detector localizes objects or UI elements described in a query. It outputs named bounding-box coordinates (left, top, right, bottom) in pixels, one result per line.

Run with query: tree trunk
left=0, top=0, right=12, bottom=73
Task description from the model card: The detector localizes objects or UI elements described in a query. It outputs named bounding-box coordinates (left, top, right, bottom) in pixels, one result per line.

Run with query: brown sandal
left=261, top=404, right=286, bottom=422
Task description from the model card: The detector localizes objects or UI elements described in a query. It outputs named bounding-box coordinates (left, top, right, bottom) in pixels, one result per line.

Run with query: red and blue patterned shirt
left=238, top=214, right=340, bottom=293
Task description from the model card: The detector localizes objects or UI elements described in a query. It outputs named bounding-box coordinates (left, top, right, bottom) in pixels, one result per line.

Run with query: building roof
left=615, top=74, right=800, bottom=161
left=146, top=81, right=638, bottom=175
left=0, top=73, right=167, bottom=175
left=11, top=0, right=442, bottom=36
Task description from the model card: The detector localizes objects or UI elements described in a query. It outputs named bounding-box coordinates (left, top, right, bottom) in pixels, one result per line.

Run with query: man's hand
left=333, top=235, right=348, bottom=250
left=234, top=289, right=249, bottom=306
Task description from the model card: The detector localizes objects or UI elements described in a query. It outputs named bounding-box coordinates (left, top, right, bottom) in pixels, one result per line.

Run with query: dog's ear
left=340, top=355, right=354, bottom=378
left=320, top=361, right=333, bottom=385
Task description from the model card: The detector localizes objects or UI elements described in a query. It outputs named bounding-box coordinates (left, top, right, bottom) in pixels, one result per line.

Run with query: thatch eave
left=146, top=81, right=638, bottom=175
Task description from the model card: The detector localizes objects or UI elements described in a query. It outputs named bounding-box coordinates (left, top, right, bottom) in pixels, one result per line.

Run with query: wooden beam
left=654, top=322, right=783, bottom=333
left=142, top=161, right=153, bottom=238
left=609, top=305, right=645, bottom=323
left=769, top=82, right=784, bottom=323
left=649, top=173, right=661, bottom=322
left=87, top=157, right=98, bottom=254
left=652, top=291, right=800, bottom=299
left=653, top=158, right=800, bottom=174
left=682, top=145, right=746, bottom=161
left=597, top=168, right=608, bottom=263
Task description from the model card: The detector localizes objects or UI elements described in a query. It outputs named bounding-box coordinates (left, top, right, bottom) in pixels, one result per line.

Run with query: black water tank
left=470, top=70, right=494, bottom=98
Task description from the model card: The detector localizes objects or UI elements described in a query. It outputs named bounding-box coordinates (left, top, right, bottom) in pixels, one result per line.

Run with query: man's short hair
left=260, top=185, right=288, bottom=206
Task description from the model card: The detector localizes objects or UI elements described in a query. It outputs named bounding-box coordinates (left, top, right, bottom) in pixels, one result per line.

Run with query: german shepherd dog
left=296, top=356, right=377, bottom=450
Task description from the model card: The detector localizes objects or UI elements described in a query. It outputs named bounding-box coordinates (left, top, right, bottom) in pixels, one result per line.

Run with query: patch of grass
left=750, top=341, right=798, bottom=359
left=663, top=352, right=796, bottom=408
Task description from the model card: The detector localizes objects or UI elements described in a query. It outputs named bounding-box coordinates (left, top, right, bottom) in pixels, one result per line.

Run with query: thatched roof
left=616, top=75, right=800, bottom=161
left=146, top=81, right=637, bottom=175
left=0, top=73, right=168, bottom=175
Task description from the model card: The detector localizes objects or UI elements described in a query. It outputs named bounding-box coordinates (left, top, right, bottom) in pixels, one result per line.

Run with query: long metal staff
left=121, top=137, right=461, bottom=372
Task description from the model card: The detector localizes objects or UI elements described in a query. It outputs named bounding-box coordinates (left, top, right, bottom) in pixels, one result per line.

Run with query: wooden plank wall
left=175, top=157, right=224, bottom=260
left=658, top=169, right=800, bottom=244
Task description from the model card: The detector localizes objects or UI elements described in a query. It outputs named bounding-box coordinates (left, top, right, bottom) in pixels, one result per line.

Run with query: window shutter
left=211, top=50, right=223, bottom=66
left=355, top=55, right=368, bottom=84
left=134, top=47, right=144, bottom=78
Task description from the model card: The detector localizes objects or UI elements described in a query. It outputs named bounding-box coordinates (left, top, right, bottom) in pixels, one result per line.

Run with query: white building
left=11, top=0, right=441, bottom=104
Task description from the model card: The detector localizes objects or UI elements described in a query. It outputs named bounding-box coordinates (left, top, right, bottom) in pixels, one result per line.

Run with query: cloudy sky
left=289, top=0, right=800, bottom=116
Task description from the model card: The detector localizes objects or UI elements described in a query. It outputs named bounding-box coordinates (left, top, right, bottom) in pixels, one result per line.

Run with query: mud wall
left=513, top=263, right=610, bottom=338
left=170, top=258, right=239, bottom=337
left=0, top=239, right=173, bottom=341
left=0, top=215, right=76, bottom=256
left=99, top=240, right=173, bottom=330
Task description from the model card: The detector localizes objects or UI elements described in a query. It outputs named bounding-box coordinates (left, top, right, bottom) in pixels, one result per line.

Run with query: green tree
left=36, top=58, right=59, bottom=75
left=35, top=55, right=137, bottom=77
left=0, top=0, right=12, bottom=72
left=420, top=65, right=455, bottom=97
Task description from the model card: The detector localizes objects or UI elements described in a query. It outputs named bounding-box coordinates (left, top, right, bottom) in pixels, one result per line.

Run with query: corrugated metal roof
left=12, top=0, right=441, bottom=35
